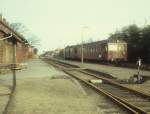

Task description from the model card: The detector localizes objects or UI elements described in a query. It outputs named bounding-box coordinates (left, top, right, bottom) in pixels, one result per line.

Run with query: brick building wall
left=27, top=46, right=33, bottom=58
left=0, top=42, right=4, bottom=63
left=0, top=31, right=13, bottom=64
left=23, top=45, right=30, bottom=60
left=16, top=42, right=23, bottom=62
left=16, top=43, right=35, bottom=62
left=0, top=31, right=4, bottom=63
left=3, top=40, right=13, bottom=63
left=0, top=17, right=35, bottom=64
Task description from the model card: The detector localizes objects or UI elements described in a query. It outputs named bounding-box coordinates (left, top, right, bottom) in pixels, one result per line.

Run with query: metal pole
left=137, top=65, right=140, bottom=80
left=64, top=48, right=66, bottom=59
left=81, top=31, right=84, bottom=64
left=137, top=58, right=141, bottom=83
left=0, top=33, right=12, bottom=41
left=12, top=43, right=16, bottom=92
left=81, top=26, right=88, bottom=64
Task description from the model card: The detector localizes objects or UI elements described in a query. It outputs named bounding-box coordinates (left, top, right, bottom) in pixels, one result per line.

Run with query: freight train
left=62, top=40, right=127, bottom=62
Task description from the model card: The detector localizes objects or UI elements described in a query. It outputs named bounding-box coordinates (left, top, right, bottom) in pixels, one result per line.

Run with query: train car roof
left=65, top=39, right=126, bottom=48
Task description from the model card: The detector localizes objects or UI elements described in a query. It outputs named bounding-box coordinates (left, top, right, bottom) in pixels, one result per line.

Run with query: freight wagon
left=64, top=40, right=127, bottom=62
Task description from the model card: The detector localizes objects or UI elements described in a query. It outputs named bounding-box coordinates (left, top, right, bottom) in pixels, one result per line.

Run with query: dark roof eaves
left=0, top=20, right=27, bottom=43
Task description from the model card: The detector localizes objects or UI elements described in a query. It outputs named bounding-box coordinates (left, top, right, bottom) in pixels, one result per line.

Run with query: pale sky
left=1, top=0, right=150, bottom=53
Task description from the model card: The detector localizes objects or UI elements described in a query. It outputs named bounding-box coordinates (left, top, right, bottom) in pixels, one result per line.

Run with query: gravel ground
left=124, top=80, right=150, bottom=94
left=52, top=58, right=150, bottom=96
left=0, top=59, right=129, bottom=114
left=7, top=78, right=99, bottom=114
left=0, top=96, right=9, bottom=114
left=55, top=58, right=150, bottom=79
left=0, top=70, right=12, bottom=114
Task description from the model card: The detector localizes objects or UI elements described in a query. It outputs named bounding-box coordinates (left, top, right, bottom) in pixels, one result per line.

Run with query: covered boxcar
left=79, top=40, right=107, bottom=61
left=64, top=39, right=127, bottom=62
left=65, top=45, right=78, bottom=59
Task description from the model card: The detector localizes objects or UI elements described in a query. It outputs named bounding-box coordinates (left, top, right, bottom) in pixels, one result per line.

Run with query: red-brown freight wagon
left=64, top=40, right=127, bottom=62
left=65, top=45, right=79, bottom=59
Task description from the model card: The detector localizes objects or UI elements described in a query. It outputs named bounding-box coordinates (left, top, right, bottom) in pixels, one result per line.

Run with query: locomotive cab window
left=118, top=44, right=127, bottom=51
left=105, top=46, right=108, bottom=51
left=108, top=44, right=117, bottom=51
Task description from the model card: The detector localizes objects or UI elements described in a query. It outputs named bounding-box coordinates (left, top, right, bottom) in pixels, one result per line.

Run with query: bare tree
left=10, top=23, right=40, bottom=47
left=86, top=37, right=93, bottom=43
left=10, top=23, right=28, bottom=34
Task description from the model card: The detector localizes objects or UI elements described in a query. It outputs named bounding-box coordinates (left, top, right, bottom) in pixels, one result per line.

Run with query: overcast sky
left=1, top=0, right=150, bottom=53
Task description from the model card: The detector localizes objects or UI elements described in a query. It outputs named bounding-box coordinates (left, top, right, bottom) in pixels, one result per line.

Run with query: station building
left=0, top=15, right=35, bottom=64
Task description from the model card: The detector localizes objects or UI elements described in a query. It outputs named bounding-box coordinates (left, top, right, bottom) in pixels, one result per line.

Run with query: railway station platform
left=0, top=58, right=114, bottom=114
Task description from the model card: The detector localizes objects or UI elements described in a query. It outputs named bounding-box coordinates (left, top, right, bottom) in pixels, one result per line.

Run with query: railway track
left=45, top=59, right=150, bottom=114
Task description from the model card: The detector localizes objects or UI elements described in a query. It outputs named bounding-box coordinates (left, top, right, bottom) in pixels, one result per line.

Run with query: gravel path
left=124, top=80, right=150, bottom=94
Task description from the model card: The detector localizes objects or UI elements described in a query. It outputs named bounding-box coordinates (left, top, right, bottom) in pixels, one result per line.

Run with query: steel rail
left=73, top=70, right=149, bottom=114
left=51, top=60, right=150, bottom=114
left=45, top=59, right=145, bottom=114
left=49, top=59, right=150, bottom=98
left=79, top=70, right=150, bottom=98
left=64, top=70, right=139, bottom=114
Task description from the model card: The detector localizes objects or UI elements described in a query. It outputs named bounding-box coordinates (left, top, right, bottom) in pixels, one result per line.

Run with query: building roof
left=65, top=39, right=127, bottom=49
left=0, top=16, right=28, bottom=44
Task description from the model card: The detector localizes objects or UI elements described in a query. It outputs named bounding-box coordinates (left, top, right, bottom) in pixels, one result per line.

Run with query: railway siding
left=47, top=58, right=150, bottom=97
left=45, top=59, right=135, bottom=114
left=47, top=59, right=150, bottom=114
left=49, top=58, right=150, bottom=96
left=51, top=58, right=150, bottom=80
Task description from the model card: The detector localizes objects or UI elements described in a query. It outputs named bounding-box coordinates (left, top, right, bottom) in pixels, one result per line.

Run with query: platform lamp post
left=64, top=46, right=66, bottom=59
left=81, top=26, right=89, bottom=64
left=62, top=41, right=66, bottom=59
